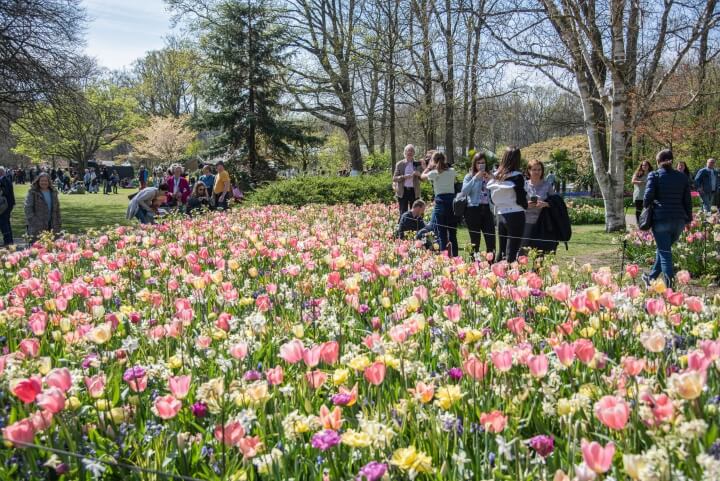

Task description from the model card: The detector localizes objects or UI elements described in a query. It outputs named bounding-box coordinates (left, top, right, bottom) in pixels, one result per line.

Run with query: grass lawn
left=9, top=184, right=134, bottom=237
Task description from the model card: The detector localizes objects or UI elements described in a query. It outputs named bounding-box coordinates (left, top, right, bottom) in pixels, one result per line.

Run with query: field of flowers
left=1, top=204, right=719, bottom=481
left=623, top=211, right=720, bottom=280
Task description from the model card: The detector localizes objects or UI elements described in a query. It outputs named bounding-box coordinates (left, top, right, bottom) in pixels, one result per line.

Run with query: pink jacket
left=165, top=176, right=191, bottom=204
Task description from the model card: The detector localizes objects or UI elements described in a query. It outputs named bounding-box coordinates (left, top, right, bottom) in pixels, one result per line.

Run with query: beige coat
left=393, top=160, right=421, bottom=199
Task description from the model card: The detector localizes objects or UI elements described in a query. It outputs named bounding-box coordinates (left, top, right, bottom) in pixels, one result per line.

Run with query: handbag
left=638, top=172, right=660, bottom=231
left=453, top=192, right=468, bottom=218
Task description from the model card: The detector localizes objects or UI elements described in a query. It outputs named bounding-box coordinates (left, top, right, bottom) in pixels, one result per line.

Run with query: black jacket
left=0, top=175, right=15, bottom=209
left=644, top=166, right=692, bottom=223
left=531, top=195, right=572, bottom=251
left=396, top=211, right=426, bottom=239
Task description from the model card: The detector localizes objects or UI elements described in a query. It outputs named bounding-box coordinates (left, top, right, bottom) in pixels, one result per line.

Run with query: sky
left=84, top=0, right=174, bottom=71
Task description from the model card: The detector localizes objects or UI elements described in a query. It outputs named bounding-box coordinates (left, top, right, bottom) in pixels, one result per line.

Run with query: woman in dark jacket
left=25, top=172, right=61, bottom=242
left=676, top=161, right=693, bottom=188
left=642, top=149, right=692, bottom=288
left=186, top=182, right=212, bottom=216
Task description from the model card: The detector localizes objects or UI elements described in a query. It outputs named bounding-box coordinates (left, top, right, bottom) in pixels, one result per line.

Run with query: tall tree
left=194, top=0, right=310, bottom=181
left=132, top=115, right=197, bottom=168
left=0, top=0, right=88, bottom=120
left=286, top=0, right=365, bottom=173
left=11, top=83, right=141, bottom=171
left=131, top=39, right=199, bottom=118
left=494, top=0, right=720, bottom=231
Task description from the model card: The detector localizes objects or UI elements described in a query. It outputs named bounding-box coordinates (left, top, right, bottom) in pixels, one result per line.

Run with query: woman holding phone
left=522, top=160, right=555, bottom=252
left=461, top=151, right=495, bottom=258
left=393, top=144, right=424, bottom=215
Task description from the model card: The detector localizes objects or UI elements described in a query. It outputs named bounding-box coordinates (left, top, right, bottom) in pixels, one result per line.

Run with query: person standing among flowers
left=421, top=151, right=458, bottom=256
left=0, top=166, right=16, bottom=246
left=213, top=161, right=231, bottom=210
left=642, top=149, right=692, bottom=288
left=461, top=152, right=495, bottom=258
left=393, top=144, right=423, bottom=215
left=694, top=158, right=718, bottom=213
left=522, top=159, right=556, bottom=253
left=486, top=146, right=527, bottom=263
left=632, top=160, right=652, bottom=224
left=24, top=172, right=61, bottom=242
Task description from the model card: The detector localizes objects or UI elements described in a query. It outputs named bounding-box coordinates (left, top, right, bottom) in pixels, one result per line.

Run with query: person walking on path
left=642, top=149, right=692, bottom=288
left=0, top=166, right=16, bottom=246
left=461, top=152, right=495, bottom=258
left=486, top=146, right=527, bottom=263
left=393, top=144, right=424, bottom=215
left=421, top=151, right=458, bottom=257
left=632, top=161, right=652, bottom=223
left=694, top=158, right=718, bottom=213
left=24, top=173, right=61, bottom=243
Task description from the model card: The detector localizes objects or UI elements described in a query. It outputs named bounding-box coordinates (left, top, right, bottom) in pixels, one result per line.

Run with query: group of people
left=394, top=144, right=565, bottom=264
left=632, top=157, right=718, bottom=222
left=0, top=169, right=62, bottom=246
left=81, top=168, right=121, bottom=194
left=126, top=162, right=235, bottom=224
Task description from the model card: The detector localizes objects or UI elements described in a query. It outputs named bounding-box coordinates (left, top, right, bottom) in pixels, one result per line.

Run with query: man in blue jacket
left=694, top=158, right=717, bottom=213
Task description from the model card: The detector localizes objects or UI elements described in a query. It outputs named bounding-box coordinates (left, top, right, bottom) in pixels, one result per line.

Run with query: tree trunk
left=345, top=119, right=363, bottom=173
left=443, top=0, right=455, bottom=165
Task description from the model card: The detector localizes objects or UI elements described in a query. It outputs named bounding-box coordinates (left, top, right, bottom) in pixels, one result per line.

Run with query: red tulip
left=11, top=376, right=42, bottom=403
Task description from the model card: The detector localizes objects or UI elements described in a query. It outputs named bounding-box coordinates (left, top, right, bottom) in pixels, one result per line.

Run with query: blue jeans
left=135, top=208, right=154, bottom=225
left=430, top=194, right=458, bottom=256
left=649, top=220, right=686, bottom=285
left=700, top=192, right=714, bottom=212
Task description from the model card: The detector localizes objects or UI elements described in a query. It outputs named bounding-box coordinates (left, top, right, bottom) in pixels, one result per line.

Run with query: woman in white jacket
left=127, top=183, right=168, bottom=224
left=486, top=147, right=528, bottom=263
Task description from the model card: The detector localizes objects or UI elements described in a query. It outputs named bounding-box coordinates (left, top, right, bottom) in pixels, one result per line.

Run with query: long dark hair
left=495, top=146, right=521, bottom=180
left=432, top=152, right=449, bottom=173
left=677, top=161, right=691, bottom=178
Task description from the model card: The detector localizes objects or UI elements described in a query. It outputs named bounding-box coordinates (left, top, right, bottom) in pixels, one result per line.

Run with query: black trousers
left=635, top=200, right=643, bottom=224
left=464, top=204, right=495, bottom=256
left=498, top=211, right=525, bottom=263
left=398, top=187, right=416, bottom=215
left=0, top=208, right=13, bottom=245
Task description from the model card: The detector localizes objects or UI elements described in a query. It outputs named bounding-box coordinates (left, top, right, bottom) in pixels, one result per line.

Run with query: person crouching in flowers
left=396, top=199, right=431, bottom=245
left=186, top=182, right=212, bottom=217
left=127, top=183, right=169, bottom=225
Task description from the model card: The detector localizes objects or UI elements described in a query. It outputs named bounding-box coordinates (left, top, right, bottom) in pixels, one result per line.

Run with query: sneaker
left=641, top=273, right=652, bottom=288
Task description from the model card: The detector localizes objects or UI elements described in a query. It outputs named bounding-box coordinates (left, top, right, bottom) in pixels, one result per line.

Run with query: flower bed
left=1, top=205, right=719, bottom=480
left=622, top=211, right=720, bottom=279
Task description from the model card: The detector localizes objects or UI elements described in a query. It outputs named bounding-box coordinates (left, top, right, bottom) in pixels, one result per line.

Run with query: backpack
left=547, top=194, right=572, bottom=243
left=453, top=192, right=468, bottom=218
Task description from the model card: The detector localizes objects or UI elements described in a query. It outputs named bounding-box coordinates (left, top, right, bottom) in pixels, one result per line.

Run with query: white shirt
left=427, top=169, right=456, bottom=196
left=487, top=171, right=525, bottom=214
left=173, top=176, right=180, bottom=194
left=404, top=162, right=415, bottom=188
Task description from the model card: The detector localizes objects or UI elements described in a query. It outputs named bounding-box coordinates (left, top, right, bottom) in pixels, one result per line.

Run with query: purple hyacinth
left=191, top=402, right=208, bottom=418
left=528, top=434, right=554, bottom=458
left=448, top=367, right=463, bottom=381
left=243, top=370, right=262, bottom=381
left=311, top=429, right=341, bottom=451
left=331, top=393, right=352, bottom=406
left=123, top=365, right=145, bottom=382
left=357, top=461, right=387, bottom=481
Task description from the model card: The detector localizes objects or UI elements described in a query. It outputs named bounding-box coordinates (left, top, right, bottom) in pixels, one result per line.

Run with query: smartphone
left=530, top=195, right=538, bottom=203
left=413, top=161, right=421, bottom=168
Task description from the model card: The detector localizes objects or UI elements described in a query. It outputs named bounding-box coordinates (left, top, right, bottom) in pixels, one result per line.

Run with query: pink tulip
left=12, top=376, right=42, bottom=403
left=625, top=264, right=639, bottom=278
left=28, top=312, right=48, bottom=336
left=266, top=366, right=284, bottom=385
left=621, top=356, right=645, bottom=376
left=306, top=370, right=328, bottom=389
left=214, top=420, right=245, bottom=447
left=553, top=342, right=575, bottom=367
left=527, top=354, right=549, bottom=378
left=45, top=368, right=72, bottom=392
left=490, top=350, right=513, bottom=372
left=279, top=339, right=305, bottom=364
left=230, top=342, right=248, bottom=360
left=645, top=298, right=665, bottom=316
left=581, top=439, right=615, bottom=473
left=506, top=317, right=526, bottom=336
left=154, top=395, right=182, bottom=420
left=389, top=325, right=410, bottom=343
left=303, top=344, right=323, bottom=368
left=18, top=339, right=40, bottom=358
left=319, top=341, right=339, bottom=364
left=2, top=419, right=35, bottom=447
left=687, top=349, right=711, bottom=372
left=463, top=356, right=488, bottom=380
left=364, top=362, right=386, bottom=385
left=594, top=395, right=630, bottom=430
left=642, top=393, right=674, bottom=425
left=238, top=436, right=263, bottom=459
left=35, top=388, right=65, bottom=414
left=29, top=409, right=53, bottom=432
left=548, top=283, right=570, bottom=302
left=84, top=374, right=106, bottom=398
left=573, top=339, right=596, bottom=365
left=676, top=270, right=691, bottom=285
left=685, top=296, right=704, bottom=313
left=443, top=304, right=461, bottom=322
left=479, top=410, right=507, bottom=433
left=700, top=339, right=720, bottom=361
left=168, top=375, right=192, bottom=400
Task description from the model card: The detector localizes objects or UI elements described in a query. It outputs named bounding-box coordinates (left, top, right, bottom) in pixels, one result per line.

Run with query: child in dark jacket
left=396, top=199, right=427, bottom=239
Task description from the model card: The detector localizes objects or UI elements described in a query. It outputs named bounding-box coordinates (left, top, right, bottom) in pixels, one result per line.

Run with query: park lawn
left=9, top=184, right=134, bottom=236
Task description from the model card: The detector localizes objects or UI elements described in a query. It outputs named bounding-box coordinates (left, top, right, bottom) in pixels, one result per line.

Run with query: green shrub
left=248, top=174, right=435, bottom=206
